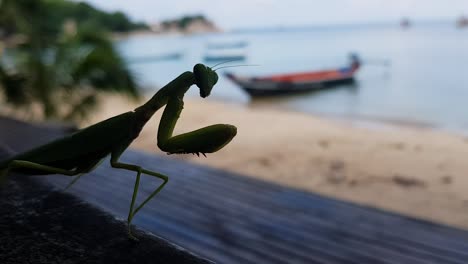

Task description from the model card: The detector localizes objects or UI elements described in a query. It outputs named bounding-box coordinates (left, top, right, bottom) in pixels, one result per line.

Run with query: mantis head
left=193, top=64, right=218, bottom=98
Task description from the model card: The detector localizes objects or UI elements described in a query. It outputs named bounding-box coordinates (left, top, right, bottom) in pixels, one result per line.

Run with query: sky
left=80, top=0, right=468, bottom=29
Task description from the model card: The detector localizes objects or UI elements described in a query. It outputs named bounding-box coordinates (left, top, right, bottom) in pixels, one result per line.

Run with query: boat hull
left=226, top=73, right=356, bottom=97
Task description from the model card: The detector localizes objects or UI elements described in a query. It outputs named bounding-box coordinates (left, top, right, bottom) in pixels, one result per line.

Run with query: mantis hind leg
left=110, top=151, right=168, bottom=240
left=0, top=168, right=9, bottom=185
left=64, top=158, right=104, bottom=190
left=1, top=159, right=99, bottom=190
left=1, top=160, right=80, bottom=177
left=64, top=174, right=84, bottom=190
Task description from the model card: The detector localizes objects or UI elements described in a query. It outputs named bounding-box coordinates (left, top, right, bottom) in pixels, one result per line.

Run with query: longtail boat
left=225, top=54, right=360, bottom=97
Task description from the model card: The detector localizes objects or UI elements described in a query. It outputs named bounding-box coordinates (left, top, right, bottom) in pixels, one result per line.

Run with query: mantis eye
left=194, top=63, right=218, bottom=98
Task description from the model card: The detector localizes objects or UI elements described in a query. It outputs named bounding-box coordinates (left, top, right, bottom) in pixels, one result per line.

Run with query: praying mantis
left=0, top=63, right=237, bottom=239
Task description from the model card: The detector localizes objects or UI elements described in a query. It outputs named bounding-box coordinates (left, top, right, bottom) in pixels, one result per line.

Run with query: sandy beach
left=79, top=94, right=468, bottom=230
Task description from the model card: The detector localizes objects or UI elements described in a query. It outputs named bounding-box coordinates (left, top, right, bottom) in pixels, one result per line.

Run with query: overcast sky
left=80, top=0, right=468, bottom=29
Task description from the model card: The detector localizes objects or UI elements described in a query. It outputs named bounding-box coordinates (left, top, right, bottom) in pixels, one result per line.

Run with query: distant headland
left=113, top=14, right=221, bottom=39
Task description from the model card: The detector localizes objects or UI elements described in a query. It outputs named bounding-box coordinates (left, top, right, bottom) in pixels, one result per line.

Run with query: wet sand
left=78, top=94, right=468, bottom=230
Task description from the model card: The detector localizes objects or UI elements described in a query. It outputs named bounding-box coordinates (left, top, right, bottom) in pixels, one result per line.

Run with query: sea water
left=116, top=22, right=468, bottom=132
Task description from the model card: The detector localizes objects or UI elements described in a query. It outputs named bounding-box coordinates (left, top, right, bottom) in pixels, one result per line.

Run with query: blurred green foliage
left=0, top=0, right=141, bottom=121
left=0, top=0, right=148, bottom=37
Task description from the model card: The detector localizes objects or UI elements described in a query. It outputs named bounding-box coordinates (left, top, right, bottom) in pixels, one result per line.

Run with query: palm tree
left=0, top=0, right=140, bottom=121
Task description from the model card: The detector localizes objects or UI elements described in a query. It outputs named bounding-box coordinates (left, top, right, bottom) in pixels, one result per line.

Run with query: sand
left=81, top=94, right=468, bottom=230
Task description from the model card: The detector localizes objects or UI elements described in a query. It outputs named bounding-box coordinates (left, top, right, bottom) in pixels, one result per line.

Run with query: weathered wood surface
left=1, top=116, right=468, bottom=263
left=0, top=175, right=213, bottom=264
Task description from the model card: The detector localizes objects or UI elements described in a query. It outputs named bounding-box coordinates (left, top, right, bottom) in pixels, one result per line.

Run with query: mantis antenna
left=213, top=64, right=260, bottom=71
left=210, top=59, right=245, bottom=68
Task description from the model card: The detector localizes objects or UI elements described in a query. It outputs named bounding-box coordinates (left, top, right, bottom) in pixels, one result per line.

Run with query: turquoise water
left=116, top=22, right=468, bottom=131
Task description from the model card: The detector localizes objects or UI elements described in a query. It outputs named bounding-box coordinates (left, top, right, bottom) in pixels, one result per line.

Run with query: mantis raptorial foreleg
left=157, top=96, right=236, bottom=155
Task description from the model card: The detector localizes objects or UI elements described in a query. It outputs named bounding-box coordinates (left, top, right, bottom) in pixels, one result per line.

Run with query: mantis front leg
left=157, top=96, right=237, bottom=155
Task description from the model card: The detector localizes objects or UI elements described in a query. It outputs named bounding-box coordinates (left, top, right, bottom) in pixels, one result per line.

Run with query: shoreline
left=247, top=98, right=468, bottom=137
left=17, top=92, right=459, bottom=231
left=111, top=28, right=223, bottom=41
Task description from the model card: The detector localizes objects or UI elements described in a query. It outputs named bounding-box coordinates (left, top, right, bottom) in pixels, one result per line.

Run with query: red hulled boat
left=225, top=54, right=360, bottom=97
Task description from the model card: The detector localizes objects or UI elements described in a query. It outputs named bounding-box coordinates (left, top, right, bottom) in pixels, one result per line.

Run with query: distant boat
left=400, top=18, right=411, bottom=29
left=206, top=41, right=248, bottom=49
left=456, top=16, right=468, bottom=28
left=203, top=49, right=246, bottom=62
left=203, top=40, right=248, bottom=62
left=203, top=54, right=246, bottom=62
left=225, top=54, right=360, bottom=97
left=127, top=52, right=183, bottom=64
